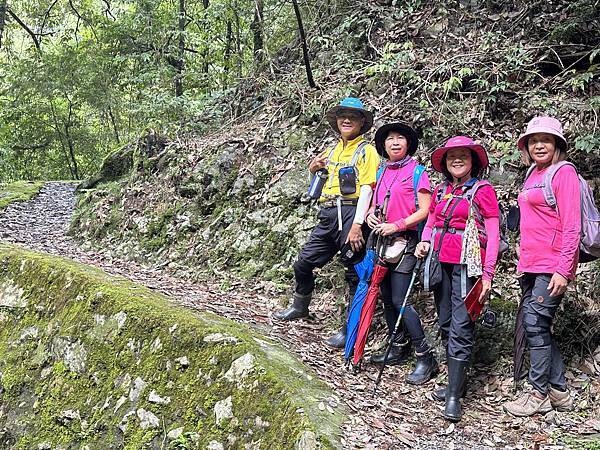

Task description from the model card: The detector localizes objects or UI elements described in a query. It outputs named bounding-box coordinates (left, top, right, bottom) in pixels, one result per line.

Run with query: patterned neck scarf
left=385, top=155, right=412, bottom=169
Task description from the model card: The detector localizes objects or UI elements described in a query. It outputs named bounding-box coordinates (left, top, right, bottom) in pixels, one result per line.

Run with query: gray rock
left=203, top=333, right=238, bottom=345
left=150, top=336, right=162, bottom=352
left=129, top=377, right=147, bottom=402
left=214, top=396, right=233, bottom=426
left=89, top=311, right=127, bottom=341
left=60, top=409, right=81, bottom=421
left=295, top=431, right=318, bottom=450
left=208, top=441, right=224, bottom=450
left=19, top=326, right=39, bottom=341
left=51, top=337, right=87, bottom=373
left=137, top=408, right=160, bottom=429
left=0, top=280, right=26, bottom=308
left=266, top=168, right=306, bottom=205
left=175, top=356, right=190, bottom=367
left=167, top=427, right=184, bottom=440
left=148, top=390, right=171, bottom=405
left=113, top=395, right=127, bottom=413
left=224, top=353, right=255, bottom=385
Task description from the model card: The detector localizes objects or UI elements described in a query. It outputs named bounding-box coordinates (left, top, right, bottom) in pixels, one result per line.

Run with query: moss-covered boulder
left=0, top=181, right=44, bottom=210
left=0, top=244, right=344, bottom=449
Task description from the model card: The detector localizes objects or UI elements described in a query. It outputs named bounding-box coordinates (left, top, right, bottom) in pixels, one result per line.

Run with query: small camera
left=481, top=309, right=497, bottom=328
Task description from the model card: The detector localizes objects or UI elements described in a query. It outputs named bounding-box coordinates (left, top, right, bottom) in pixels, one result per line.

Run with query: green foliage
left=0, top=0, right=306, bottom=182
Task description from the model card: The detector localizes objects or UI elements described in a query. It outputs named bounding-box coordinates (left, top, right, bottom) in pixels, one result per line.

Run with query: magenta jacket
left=517, top=164, right=581, bottom=280
left=422, top=181, right=500, bottom=281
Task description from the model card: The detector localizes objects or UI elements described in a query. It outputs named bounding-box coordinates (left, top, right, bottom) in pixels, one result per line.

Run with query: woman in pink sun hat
left=503, top=116, right=580, bottom=418
left=415, top=135, right=500, bottom=422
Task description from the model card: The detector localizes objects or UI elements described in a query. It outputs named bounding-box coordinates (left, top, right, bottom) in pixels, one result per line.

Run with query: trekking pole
left=373, top=257, right=424, bottom=395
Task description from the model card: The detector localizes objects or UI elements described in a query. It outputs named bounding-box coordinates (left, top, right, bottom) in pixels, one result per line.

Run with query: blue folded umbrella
left=344, top=249, right=376, bottom=361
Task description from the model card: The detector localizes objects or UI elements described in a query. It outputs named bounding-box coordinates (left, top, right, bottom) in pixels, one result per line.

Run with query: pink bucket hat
left=517, top=116, right=567, bottom=151
left=431, top=136, right=489, bottom=173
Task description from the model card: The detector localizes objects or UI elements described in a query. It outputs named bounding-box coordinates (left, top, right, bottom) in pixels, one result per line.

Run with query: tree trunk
left=251, top=0, right=264, bottom=65
left=175, top=0, right=185, bottom=97
left=291, top=0, right=316, bottom=88
left=202, top=0, right=209, bottom=74
left=0, top=0, right=7, bottom=49
left=234, top=0, right=241, bottom=78
left=64, top=100, right=80, bottom=179
left=223, top=18, right=232, bottom=88
left=108, top=105, right=120, bottom=144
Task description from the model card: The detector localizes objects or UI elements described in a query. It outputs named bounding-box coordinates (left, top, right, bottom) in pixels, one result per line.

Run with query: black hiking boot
left=324, top=324, right=347, bottom=349
left=444, top=357, right=469, bottom=422
left=370, top=338, right=411, bottom=366
left=406, top=351, right=439, bottom=385
left=273, top=292, right=311, bottom=321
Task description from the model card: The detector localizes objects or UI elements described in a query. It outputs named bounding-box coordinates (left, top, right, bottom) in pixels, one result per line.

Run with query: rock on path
left=0, top=182, right=560, bottom=450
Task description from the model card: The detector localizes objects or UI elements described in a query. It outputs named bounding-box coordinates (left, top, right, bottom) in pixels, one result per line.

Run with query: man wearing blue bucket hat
left=274, top=97, right=380, bottom=349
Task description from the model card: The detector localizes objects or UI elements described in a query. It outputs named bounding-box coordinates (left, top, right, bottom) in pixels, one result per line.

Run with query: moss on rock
left=0, top=244, right=345, bottom=449
left=0, top=181, right=45, bottom=210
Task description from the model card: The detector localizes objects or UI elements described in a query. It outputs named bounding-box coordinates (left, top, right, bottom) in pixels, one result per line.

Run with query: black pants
left=380, top=269, right=428, bottom=353
left=519, top=273, right=566, bottom=394
left=433, top=263, right=477, bottom=361
left=294, top=205, right=362, bottom=297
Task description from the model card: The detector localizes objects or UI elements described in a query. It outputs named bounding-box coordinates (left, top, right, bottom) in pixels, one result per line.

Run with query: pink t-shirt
left=421, top=180, right=500, bottom=280
left=372, top=158, right=431, bottom=231
left=517, top=164, right=581, bottom=280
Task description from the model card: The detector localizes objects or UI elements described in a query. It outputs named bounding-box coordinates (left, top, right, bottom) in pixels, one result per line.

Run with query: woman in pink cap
left=415, top=136, right=500, bottom=422
left=503, top=117, right=580, bottom=417
left=365, top=122, right=438, bottom=385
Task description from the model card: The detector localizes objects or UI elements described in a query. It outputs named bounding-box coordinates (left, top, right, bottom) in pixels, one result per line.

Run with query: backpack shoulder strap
left=543, top=161, right=577, bottom=209
left=435, top=180, right=451, bottom=204
left=376, top=161, right=386, bottom=181
left=350, top=141, right=369, bottom=167
left=524, top=164, right=537, bottom=181
left=412, top=164, right=426, bottom=207
left=464, top=179, right=491, bottom=203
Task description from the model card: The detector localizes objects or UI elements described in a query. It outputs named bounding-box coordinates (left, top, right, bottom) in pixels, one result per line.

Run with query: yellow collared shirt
left=321, top=136, right=380, bottom=200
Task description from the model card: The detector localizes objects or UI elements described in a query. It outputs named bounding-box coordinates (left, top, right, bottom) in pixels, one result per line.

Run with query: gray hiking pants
left=433, top=263, right=477, bottom=361
left=519, top=273, right=567, bottom=394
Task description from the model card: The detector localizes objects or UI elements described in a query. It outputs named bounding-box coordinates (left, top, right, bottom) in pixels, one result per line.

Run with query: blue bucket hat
left=326, top=97, right=374, bottom=136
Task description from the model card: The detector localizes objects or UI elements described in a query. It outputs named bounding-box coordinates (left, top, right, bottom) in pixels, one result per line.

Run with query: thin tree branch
left=7, top=9, right=40, bottom=51
left=68, top=0, right=99, bottom=41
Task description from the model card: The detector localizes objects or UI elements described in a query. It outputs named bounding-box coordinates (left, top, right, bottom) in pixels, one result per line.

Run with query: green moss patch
left=0, top=244, right=344, bottom=449
left=0, top=181, right=45, bottom=210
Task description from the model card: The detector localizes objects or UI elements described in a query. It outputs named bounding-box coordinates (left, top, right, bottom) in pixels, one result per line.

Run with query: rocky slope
left=0, top=243, right=343, bottom=449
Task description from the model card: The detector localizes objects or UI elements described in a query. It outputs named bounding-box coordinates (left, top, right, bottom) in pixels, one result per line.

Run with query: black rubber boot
left=444, top=357, right=469, bottom=422
left=432, top=383, right=467, bottom=402
left=370, top=338, right=411, bottom=366
left=273, top=292, right=311, bottom=321
left=324, top=324, right=347, bottom=349
left=406, top=351, right=439, bottom=385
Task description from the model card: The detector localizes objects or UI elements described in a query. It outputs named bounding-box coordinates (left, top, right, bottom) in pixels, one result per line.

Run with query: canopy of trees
left=0, top=0, right=333, bottom=181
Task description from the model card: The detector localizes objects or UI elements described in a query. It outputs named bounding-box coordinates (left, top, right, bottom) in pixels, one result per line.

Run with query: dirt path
left=0, top=182, right=595, bottom=450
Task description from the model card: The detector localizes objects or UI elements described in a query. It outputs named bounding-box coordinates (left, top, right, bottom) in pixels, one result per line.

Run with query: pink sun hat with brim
left=431, top=136, right=489, bottom=173
left=517, top=116, right=567, bottom=151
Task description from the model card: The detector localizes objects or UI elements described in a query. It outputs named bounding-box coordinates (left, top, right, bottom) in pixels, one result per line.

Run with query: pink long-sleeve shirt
left=372, top=158, right=431, bottom=230
left=422, top=180, right=500, bottom=281
left=517, top=164, right=581, bottom=280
